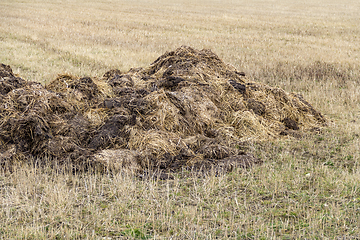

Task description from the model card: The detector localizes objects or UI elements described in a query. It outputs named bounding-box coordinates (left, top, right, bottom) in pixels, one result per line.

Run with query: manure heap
left=0, top=46, right=326, bottom=172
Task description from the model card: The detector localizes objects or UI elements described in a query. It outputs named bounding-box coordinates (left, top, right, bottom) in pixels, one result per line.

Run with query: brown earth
left=0, top=46, right=327, bottom=173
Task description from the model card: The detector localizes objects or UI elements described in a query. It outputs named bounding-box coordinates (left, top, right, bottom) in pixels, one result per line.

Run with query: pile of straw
left=0, top=47, right=326, bottom=172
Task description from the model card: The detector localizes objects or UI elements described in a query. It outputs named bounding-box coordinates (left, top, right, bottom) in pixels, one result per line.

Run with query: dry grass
left=0, top=0, right=359, bottom=238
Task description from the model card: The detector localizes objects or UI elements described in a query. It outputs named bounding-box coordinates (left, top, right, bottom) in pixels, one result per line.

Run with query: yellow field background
left=0, top=0, right=359, bottom=238
left=1, top=0, right=359, bottom=78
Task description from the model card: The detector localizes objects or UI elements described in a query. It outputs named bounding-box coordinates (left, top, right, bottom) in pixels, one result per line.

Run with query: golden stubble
left=0, top=0, right=359, bottom=238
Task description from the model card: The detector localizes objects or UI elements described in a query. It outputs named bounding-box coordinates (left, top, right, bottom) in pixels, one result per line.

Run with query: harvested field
left=1, top=0, right=359, bottom=238
left=0, top=46, right=326, bottom=173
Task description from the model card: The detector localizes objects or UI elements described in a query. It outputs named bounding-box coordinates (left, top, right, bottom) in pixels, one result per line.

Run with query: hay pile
left=0, top=47, right=326, bottom=173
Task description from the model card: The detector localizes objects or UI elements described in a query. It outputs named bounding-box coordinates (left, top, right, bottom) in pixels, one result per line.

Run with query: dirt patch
left=0, top=46, right=327, bottom=173
left=0, top=64, right=27, bottom=95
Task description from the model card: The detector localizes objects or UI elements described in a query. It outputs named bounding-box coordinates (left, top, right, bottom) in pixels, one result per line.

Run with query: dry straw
left=0, top=46, right=327, bottom=173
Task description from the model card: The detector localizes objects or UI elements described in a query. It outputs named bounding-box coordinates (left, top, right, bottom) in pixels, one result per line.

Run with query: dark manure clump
left=0, top=46, right=327, bottom=174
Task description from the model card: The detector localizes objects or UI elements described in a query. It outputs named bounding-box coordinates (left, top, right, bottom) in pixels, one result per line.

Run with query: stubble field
left=0, top=0, right=359, bottom=239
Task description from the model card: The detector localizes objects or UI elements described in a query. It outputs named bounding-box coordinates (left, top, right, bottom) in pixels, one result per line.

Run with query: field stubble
left=0, top=0, right=359, bottom=239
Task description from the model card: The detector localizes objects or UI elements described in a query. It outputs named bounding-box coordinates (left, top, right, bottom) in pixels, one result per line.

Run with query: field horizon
left=0, top=0, right=359, bottom=239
